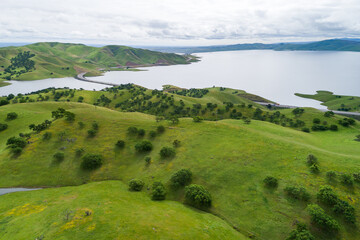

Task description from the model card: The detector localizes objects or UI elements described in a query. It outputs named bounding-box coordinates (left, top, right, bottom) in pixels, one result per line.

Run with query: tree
left=149, top=130, right=157, bottom=138
left=0, top=123, right=8, bottom=132
left=324, top=111, right=334, bottom=117
left=87, top=129, right=97, bottom=138
left=115, top=140, right=125, bottom=148
left=306, top=154, right=318, bottom=166
left=42, top=132, right=52, bottom=141
left=307, top=204, right=339, bottom=231
left=81, top=154, right=103, bottom=170
left=169, top=117, right=179, bottom=125
left=6, top=112, right=18, bottom=120
left=284, top=186, right=310, bottom=201
left=53, top=152, right=65, bottom=162
left=170, top=169, right=192, bottom=189
left=173, top=139, right=181, bottom=148
left=135, top=140, right=153, bottom=152
left=286, top=223, right=315, bottom=240
left=341, top=174, right=354, bottom=186
left=64, top=111, right=75, bottom=122
left=313, top=118, right=320, bottom=124
left=138, top=129, right=145, bottom=137
left=309, top=164, right=320, bottom=174
left=193, top=116, right=203, bottom=122
left=127, top=126, right=138, bottom=135
left=151, top=181, right=166, bottom=200
left=185, top=184, right=212, bottom=209
left=326, top=171, right=337, bottom=181
left=292, top=108, right=304, bottom=117
left=157, top=125, right=165, bottom=133
left=263, top=176, right=278, bottom=188
left=145, top=156, right=151, bottom=164
left=160, top=147, right=176, bottom=158
left=128, top=179, right=144, bottom=191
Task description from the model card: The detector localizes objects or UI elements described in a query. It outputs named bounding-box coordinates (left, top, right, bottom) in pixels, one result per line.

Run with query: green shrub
left=313, top=118, right=320, bottom=124
left=309, top=164, right=319, bottom=174
left=353, top=173, right=360, bottom=182
left=284, top=186, right=310, bottom=201
left=128, top=179, right=144, bottom=191
left=151, top=182, right=166, bottom=200
left=317, top=186, right=338, bottom=206
left=307, top=204, right=339, bottom=231
left=78, top=121, right=85, bottom=129
left=170, top=169, right=192, bottom=189
left=92, top=122, right=99, bottom=130
left=306, top=154, right=318, bottom=166
left=53, top=152, right=64, bottom=162
left=127, top=126, right=138, bottom=135
left=135, top=140, right=153, bottom=152
left=115, top=140, right=125, bottom=148
left=11, top=147, right=23, bottom=155
left=286, top=223, right=314, bottom=240
left=81, top=154, right=103, bottom=170
left=263, top=176, right=278, bottom=188
left=6, top=136, right=27, bottom=149
left=301, top=127, right=310, bottom=133
left=64, top=111, right=75, bottom=122
left=75, top=148, right=85, bottom=157
left=145, top=156, right=151, bottom=164
left=157, top=125, right=165, bottom=133
left=159, top=147, right=176, bottom=158
left=341, top=174, right=354, bottom=186
left=42, top=132, right=52, bottom=141
left=333, top=199, right=356, bottom=224
left=326, top=171, right=337, bottom=181
left=0, top=123, right=8, bottom=132
left=138, top=129, right=145, bottom=137
left=324, top=111, right=334, bottom=117
left=87, top=129, right=97, bottom=138
left=149, top=130, right=157, bottom=138
left=6, top=112, right=18, bottom=120
left=173, top=139, right=181, bottom=147
left=185, top=184, right=212, bottom=209
left=329, top=124, right=338, bottom=131
left=193, top=116, right=203, bottom=122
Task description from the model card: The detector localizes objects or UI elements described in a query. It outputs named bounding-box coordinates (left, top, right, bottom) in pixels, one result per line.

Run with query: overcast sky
left=1, top=0, right=360, bottom=46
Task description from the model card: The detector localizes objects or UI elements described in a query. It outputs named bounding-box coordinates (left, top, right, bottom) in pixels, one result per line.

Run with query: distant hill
left=0, top=42, right=194, bottom=83
left=146, top=39, right=360, bottom=53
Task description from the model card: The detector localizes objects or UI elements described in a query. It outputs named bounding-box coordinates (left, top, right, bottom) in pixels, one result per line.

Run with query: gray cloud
left=0, top=0, right=359, bottom=45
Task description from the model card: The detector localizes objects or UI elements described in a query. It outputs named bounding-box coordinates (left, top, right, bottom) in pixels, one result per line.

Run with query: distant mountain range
left=145, top=39, right=360, bottom=53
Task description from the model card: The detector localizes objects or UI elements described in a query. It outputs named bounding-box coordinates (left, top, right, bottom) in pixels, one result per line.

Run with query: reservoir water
left=1, top=50, right=359, bottom=108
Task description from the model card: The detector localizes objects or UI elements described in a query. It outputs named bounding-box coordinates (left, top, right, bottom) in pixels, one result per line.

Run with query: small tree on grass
left=193, top=116, right=203, bottom=122
left=135, top=140, right=153, bottom=153
left=149, top=130, right=157, bottom=138
left=157, top=125, right=165, bottom=133
left=160, top=147, right=176, bottom=158
left=127, top=126, right=138, bottom=135
left=341, top=174, right=354, bottom=186
left=145, top=156, right=151, bottom=164
left=355, top=135, right=360, bottom=142
left=151, top=181, right=166, bottom=200
left=0, top=123, right=8, bottom=132
left=64, top=111, right=75, bottom=122
left=286, top=223, right=315, bottom=240
left=81, top=154, right=103, bottom=170
left=306, top=154, right=318, bottom=166
left=42, top=132, right=52, bottom=141
left=309, top=164, right=320, bottom=174
left=115, top=140, right=125, bottom=149
left=173, top=139, right=181, bottom=148
left=75, top=148, right=85, bottom=157
left=78, top=121, right=85, bottom=129
left=92, top=122, right=99, bottom=130
left=128, top=179, right=144, bottom=191
left=6, top=112, right=18, bottom=120
left=307, top=204, right=339, bottom=231
left=263, top=176, right=278, bottom=188
left=326, top=171, right=337, bottom=181
left=284, top=186, right=310, bottom=201
left=185, top=184, right=212, bottom=209
left=53, top=152, right=65, bottom=162
left=170, top=169, right=192, bottom=189
left=87, top=129, right=97, bottom=138
left=138, top=129, right=145, bottom=137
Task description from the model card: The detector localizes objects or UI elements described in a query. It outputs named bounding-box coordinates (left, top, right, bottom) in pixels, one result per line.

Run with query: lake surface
left=1, top=50, right=360, bottom=108
left=0, top=188, right=41, bottom=196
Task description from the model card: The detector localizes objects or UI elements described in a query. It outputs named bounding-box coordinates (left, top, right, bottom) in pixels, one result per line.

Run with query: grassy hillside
left=0, top=101, right=360, bottom=239
left=0, top=42, right=194, bottom=84
left=296, top=91, right=360, bottom=112
left=0, top=181, right=244, bottom=240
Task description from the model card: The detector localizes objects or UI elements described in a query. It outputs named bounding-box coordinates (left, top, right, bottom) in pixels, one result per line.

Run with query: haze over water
left=1, top=50, right=360, bottom=109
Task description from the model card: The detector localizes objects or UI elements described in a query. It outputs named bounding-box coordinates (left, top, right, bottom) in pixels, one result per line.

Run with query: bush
left=333, top=199, right=356, bottom=224
left=151, top=181, right=166, bottom=200
left=326, top=171, right=337, bottom=181
left=329, top=124, right=338, bottom=131
left=170, top=169, right=192, bottom=189
left=42, top=132, right=52, bottom=141
left=115, top=140, right=125, bottom=148
left=53, top=152, right=64, bottom=162
left=128, top=179, right=144, bottom=191
left=353, top=173, right=360, bottom=182
left=301, top=127, right=310, bottom=133
left=78, top=121, right=85, bottom=129
left=159, top=147, right=176, bottom=158
left=6, top=112, right=18, bottom=120
left=313, top=118, right=320, bottom=124
left=309, top=164, right=319, bottom=174
left=92, top=122, right=99, bottom=130
left=284, top=186, right=310, bottom=201
left=286, top=223, right=315, bottom=240
left=157, top=125, right=165, bottom=133
left=6, top=136, right=27, bottom=149
left=307, top=204, right=339, bottom=231
left=64, top=111, right=75, bottom=122
left=0, top=123, right=8, bottom=132
left=135, top=140, right=153, bottom=152
left=138, top=129, right=145, bottom=137
left=87, top=129, right=97, bottom=137
left=75, top=148, right=85, bottom=157
left=185, top=184, right=212, bottom=209
left=173, top=139, right=181, bottom=148
left=317, top=185, right=339, bottom=206
left=263, top=176, right=278, bottom=188
left=306, top=154, right=317, bottom=166
left=145, top=156, right=151, bottom=164
left=11, top=147, right=23, bottom=155
left=127, top=126, right=138, bottom=135
left=324, top=111, right=334, bottom=117
left=81, top=154, right=103, bottom=170
left=341, top=174, right=354, bottom=186
left=149, top=130, right=157, bottom=138
left=193, top=116, right=203, bottom=122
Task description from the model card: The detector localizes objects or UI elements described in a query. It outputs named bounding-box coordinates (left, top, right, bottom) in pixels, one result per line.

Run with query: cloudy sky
left=1, top=0, right=360, bottom=46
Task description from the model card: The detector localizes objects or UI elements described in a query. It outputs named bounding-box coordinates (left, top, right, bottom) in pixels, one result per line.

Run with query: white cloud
left=0, top=0, right=359, bottom=45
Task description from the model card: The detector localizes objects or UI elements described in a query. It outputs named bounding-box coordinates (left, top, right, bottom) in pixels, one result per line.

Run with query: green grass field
left=296, top=91, right=360, bottom=112
left=0, top=181, right=244, bottom=240
left=0, top=101, right=360, bottom=239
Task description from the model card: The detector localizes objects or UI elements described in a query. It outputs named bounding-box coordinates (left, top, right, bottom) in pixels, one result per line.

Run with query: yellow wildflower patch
left=6, top=203, right=46, bottom=216
left=61, top=208, right=93, bottom=231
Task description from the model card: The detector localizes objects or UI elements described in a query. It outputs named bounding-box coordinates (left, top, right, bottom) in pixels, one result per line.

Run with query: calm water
left=0, top=188, right=41, bottom=196
left=1, top=50, right=360, bottom=108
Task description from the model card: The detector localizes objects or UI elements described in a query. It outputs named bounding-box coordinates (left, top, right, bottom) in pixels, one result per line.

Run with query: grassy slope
left=0, top=181, right=244, bottom=240
left=296, top=91, right=360, bottom=112
left=0, top=102, right=360, bottom=239
left=0, top=42, right=192, bottom=83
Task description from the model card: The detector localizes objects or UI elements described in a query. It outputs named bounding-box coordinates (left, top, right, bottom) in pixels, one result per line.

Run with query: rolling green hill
left=0, top=42, right=195, bottom=84
left=296, top=91, right=360, bottom=113
left=0, top=95, right=359, bottom=239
